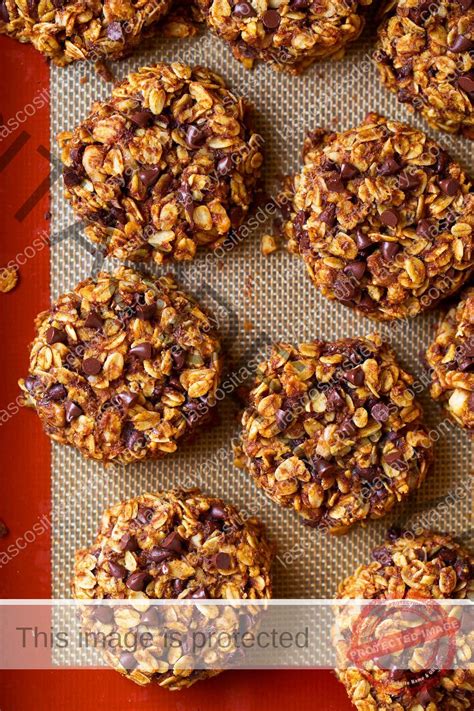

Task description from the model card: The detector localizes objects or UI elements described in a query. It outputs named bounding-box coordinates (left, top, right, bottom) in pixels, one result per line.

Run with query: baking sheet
left=49, top=13, right=473, bottom=603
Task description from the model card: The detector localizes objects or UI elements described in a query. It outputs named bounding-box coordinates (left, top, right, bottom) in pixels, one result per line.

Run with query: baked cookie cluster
left=426, top=286, right=474, bottom=434
left=335, top=530, right=474, bottom=710
left=283, top=114, right=474, bottom=321
left=238, top=334, right=433, bottom=533
left=376, top=0, right=474, bottom=139
left=59, top=63, right=263, bottom=265
left=0, top=0, right=173, bottom=65
left=72, top=489, right=273, bottom=689
left=19, top=267, right=223, bottom=464
left=195, top=0, right=372, bottom=73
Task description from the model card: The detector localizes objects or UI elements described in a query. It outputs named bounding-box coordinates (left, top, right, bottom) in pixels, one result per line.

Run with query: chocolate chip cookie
left=237, top=335, right=433, bottom=533
left=283, top=113, right=474, bottom=321
left=72, top=488, right=273, bottom=689
left=0, top=0, right=172, bottom=66
left=335, top=530, right=474, bottom=709
left=19, top=267, right=223, bottom=465
left=58, top=63, right=263, bottom=264
left=376, top=0, right=474, bottom=139
left=426, top=286, right=474, bottom=434
left=194, top=0, right=372, bottom=73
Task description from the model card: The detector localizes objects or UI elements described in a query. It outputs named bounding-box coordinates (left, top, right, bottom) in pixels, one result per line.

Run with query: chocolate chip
left=106, top=21, right=123, bottom=40
left=459, top=0, right=473, bottom=9
left=126, top=571, right=151, bottom=591
left=94, top=605, right=114, bottom=624
left=186, top=124, right=206, bottom=149
left=120, top=534, right=139, bottom=552
left=63, top=167, right=83, bottom=188
left=319, top=203, right=336, bottom=227
left=141, top=607, right=160, bottom=626
left=189, top=587, right=208, bottom=599
left=149, top=546, right=173, bottom=563
left=262, top=9, right=280, bottom=29
left=458, top=74, right=474, bottom=94
left=119, top=651, right=137, bottom=671
left=138, top=167, right=160, bottom=189
left=380, top=209, right=399, bottom=227
left=0, top=0, right=9, bottom=21
left=326, top=387, right=346, bottom=410
left=83, top=312, right=103, bottom=329
left=275, top=408, right=291, bottom=431
left=457, top=356, right=474, bottom=372
left=371, top=402, right=390, bottom=422
left=209, top=504, right=226, bottom=520
left=436, top=150, right=450, bottom=176
left=215, top=552, right=232, bottom=570
left=340, top=162, right=358, bottom=180
left=117, top=391, right=138, bottom=408
left=48, top=384, right=67, bottom=401
left=172, top=579, right=186, bottom=596
left=291, top=0, right=308, bottom=7
left=416, top=219, right=433, bottom=239
left=24, top=375, right=39, bottom=392
left=108, top=561, right=127, bottom=579
left=130, top=109, right=154, bottom=128
left=386, top=526, right=402, bottom=542
left=64, top=400, right=83, bottom=422
left=314, top=459, right=340, bottom=477
left=437, top=546, right=457, bottom=565
left=136, top=506, right=153, bottom=524
left=384, top=450, right=404, bottom=465
left=82, top=357, right=102, bottom=375
left=372, top=546, right=392, bottom=565
left=378, top=157, right=401, bottom=176
left=0, top=519, right=9, bottom=538
left=355, top=230, right=372, bottom=251
left=450, top=35, right=474, bottom=53
left=344, top=367, right=364, bottom=386
left=161, top=531, right=185, bottom=554
left=380, top=241, right=400, bottom=260
left=46, top=327, right=66, bottom=345
left=233, top=2, right=256, bottom=17
left=122, top=423, right=145, bottom=451
left=343, top=260, right=366, bottom=281
left=136, top=303, right=155, bottom=320
left=399, top=171, right=420, bottom=190
left=217, top=155, right=233, bottom=175
left=326, top=177, right=345, bottom=193
left=129, top=343, right=152, bottom=360
left=358, top=295, right=377, bottom=312
left=171, top=348, right=186, bottom=370
left=439, top=178, right=460, bottom=196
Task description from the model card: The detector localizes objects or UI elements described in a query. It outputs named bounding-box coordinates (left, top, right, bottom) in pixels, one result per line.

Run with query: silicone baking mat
left=49, top=11, right=473, bottom=601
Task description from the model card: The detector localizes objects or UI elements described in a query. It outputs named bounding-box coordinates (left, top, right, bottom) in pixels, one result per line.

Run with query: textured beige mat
left=50, top=15, right=473, bottom=601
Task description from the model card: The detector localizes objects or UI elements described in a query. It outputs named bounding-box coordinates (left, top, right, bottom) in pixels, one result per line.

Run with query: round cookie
left=194, top=0, right=372, bottom=73
left=58, top=63, right=263, bottom=264
left=376, top=0, right=474, bottom=140
left=335, top=530, right=474, bottom=709
left=283, top=113, right=474, bottom=321
left=426, top=286, right=474, bottom=434
left=238, top=334, right=433, bottom=533
left=0, top=0, right=172, bottom=66
left=19, top=267, right=223, bottom=465
left=72, top=489, right=273, bottom=689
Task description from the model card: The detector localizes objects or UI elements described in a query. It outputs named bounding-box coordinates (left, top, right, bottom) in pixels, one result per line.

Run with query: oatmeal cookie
left=72, top=488, right=273, bottom=689
left=238, top=334, right=433, bottom=533
left=376, top=0, right=474, bottom=140
left=19, top=267, right=223, bottom=464
left=194, top=0, right=372, bottom=73
left=283, top=113, right=474, bottom=321
left=58, top=63, right=263, bottom=264
left=335, top=530, right=474, bottom=710
left=426, top=286, right=474, bottom=434
left=0, top=0, right=173, bottom=66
